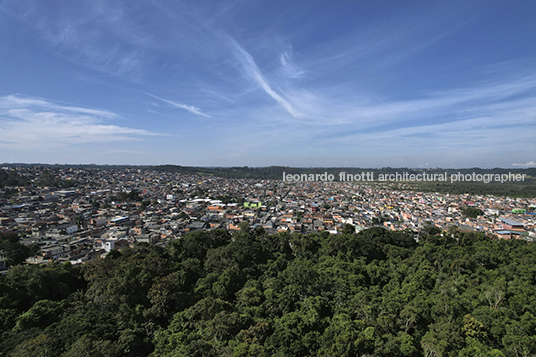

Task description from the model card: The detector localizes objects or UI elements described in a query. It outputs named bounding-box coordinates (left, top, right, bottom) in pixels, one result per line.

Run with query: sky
left=0, top=0, right=535, bottom=168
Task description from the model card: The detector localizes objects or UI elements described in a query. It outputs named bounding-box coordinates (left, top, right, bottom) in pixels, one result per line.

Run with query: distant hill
left=150, top=165, right=536, bottom=197
left=3, top=163, right=535, bottom=179
left=151, top=164, right=536, bottom=181
left=2, top=164, right=535, bottom=197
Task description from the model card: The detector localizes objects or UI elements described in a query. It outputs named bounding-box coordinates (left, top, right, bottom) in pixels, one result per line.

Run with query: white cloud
left=0, top=95, right=153, bottom=150
left=11, top=0, right=152, bottom=80
left=274, top=71, right=536, bottom=129
left=512, top=161, right=536, bottom=167
left=230, top=39, right=300, bottom=118
left=280, top=51, right=304, bottom=79
left=0, top=95, right=118, bottom=119
left=146, top=93, right=210, bottom=118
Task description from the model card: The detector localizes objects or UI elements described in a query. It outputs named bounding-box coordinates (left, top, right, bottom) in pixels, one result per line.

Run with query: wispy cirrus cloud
left=146, top=93, right=210, bottom=118
left=0, top=95, right=154, bottom=150
left=275, top=70, right=536, bottom=131
left=0, top=95, right=118, bottom=119
left=230, top=39, right=300, bottom=118
left=280, top=50, right=304, bottom=79
left=10, top=0, right=152, bottom=80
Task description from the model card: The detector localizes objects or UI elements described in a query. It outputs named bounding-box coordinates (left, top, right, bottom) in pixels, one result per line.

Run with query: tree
left=462, top=207, right=484, bottom=218
left=0, top=231, right=38, bottom=267
left=341, top=223, right=355, bottom=235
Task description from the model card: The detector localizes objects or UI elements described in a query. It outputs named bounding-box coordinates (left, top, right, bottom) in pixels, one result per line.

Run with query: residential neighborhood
left=1, top=166, right=535, bottom=268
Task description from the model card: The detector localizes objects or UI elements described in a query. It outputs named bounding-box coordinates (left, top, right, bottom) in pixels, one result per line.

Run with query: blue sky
left=0, top=0, right=535, bottom=168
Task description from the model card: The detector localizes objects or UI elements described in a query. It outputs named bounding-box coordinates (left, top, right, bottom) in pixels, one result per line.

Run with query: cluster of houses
left=0, top=166, right=535, bottom=267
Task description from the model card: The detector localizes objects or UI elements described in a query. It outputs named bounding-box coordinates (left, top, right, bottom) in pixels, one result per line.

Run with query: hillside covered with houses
left=0, top=166, right=535, bottom=268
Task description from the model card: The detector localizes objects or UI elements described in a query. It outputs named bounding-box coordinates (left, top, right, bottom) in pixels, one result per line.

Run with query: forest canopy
left=1, top=227, right=536, bottom=356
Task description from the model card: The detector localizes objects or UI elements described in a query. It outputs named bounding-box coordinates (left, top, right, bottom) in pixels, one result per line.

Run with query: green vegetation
left=38, top=171, right=78, bottom=188
left=0, top=231, right=38, bottom=267
left=2, top=227, right=536, bottom=356
left=462, top=207, right=484, bottom=218
left=0, top=170, right=30, bottom=189
left=0, top=167, right=76, bottom=191
left=140, top=200, right=152, bottom=210
left=112, top=190, right=143, bottom=202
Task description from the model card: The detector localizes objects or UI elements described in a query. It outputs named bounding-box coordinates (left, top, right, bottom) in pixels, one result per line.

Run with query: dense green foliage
left=2, top=228, right=536, bottom=356
left=0, top=232, right=38, bottom=267
left=37, top=171, right=78, bottom=188
left=462, top=207, right=484, bottom=219
left=0, top=168, right=77, bottom=190
left=0, top=170, right=30, bottom=189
